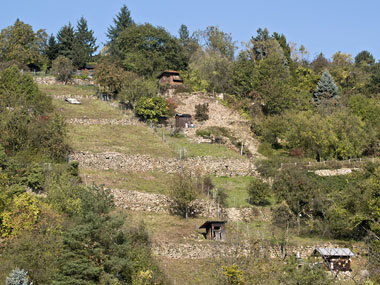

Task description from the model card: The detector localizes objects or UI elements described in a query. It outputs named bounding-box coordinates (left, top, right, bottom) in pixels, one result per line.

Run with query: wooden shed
left=175, top=113, right=192, bottom=128
left=313, top=248, right=355, bottom=271
left=199, top=221, right=227, bottom=241
left=157, top=70, right=183, bottom=86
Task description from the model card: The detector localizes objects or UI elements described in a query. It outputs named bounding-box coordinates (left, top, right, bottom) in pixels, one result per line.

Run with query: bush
left=196, top=129, right=211, bottom=138
left=6, top=268, right=32, bottom=285
left=247, top=178, right=271, bottom=206
left=52, top=56, right=73, bottom=84
left=134, top=96, right=169, bottom=123
left=195, top=103, right=209, bottom=121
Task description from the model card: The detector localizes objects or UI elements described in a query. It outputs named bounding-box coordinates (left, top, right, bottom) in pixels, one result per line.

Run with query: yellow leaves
left=0, top=192, right=40, bottom=238
left=222, top=265, right=245, bottom=285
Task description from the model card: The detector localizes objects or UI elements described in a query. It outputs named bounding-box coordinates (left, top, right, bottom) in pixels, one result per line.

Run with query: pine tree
left=178, top=24, right=190, bottom=46
left=107, top=5, right=134, bottom=43
left=6, top=268, right=32, bottom=285
left=72, top=17, right=97, bottom=69
left=56, top=23, right=75, bottom=59
left=46, top=34, right=58, bottom=63
left=313, top=70, right=339, bottom=104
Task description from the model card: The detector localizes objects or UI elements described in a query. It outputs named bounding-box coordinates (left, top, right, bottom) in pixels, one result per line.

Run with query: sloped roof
left=157, top=70, right=180, bottom=78
left=314, top=248, right=355, bottom=257
left=199, top=221, right=227, bottom=229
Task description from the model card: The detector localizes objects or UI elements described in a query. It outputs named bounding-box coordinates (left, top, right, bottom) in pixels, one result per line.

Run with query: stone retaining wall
left=152, top=241, right=364, bottom=259
left=67, top=118, right=141, bottom=126
left=111, top=189, right=268, bottom=222
left=34, top=76, right=95, bottom=86
left=71, top=151, right=256, bottom=177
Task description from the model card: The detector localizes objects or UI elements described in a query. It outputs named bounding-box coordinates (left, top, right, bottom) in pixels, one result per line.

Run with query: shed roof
left=313, top=248, right=355, bottom=257
left=157, top=70, right=180, bottom=78
left=199, top=221, right=227, bottom=229
left=175, top=113, right=191, bottom=118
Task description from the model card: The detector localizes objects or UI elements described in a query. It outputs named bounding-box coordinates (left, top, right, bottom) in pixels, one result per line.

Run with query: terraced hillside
left=41, top=84, right=366, bottom=284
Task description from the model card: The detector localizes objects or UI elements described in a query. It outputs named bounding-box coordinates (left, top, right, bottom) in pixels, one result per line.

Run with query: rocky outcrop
left=314, top=168, right=361, bottom=176
left=71, top=151, right=256, bottom=177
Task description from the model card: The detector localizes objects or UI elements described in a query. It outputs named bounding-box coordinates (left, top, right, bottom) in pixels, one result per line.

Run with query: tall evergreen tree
left=56, top=23, right=75, bottom=59
left=355, top=50, right=375, bottom=66
left=46, top=34, right=59, bottom=63
left=178, top=24, right=190, bottom=46
left=72, top=17, right=97, bottom=69
left=107, top=5, right=134, bottom=43
left=313, top=70, right=339, bottom=104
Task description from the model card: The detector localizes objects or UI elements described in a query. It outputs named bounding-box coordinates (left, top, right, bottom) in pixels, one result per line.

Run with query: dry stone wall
left=67, top=118, right=142, bottom=126
left=152, top=241, right=364, bottom=260
left=111, top=189, right=267, bottom=222
left=34, top=76, right=95, bottom=86
left=71, top=151, right=256, bottom=177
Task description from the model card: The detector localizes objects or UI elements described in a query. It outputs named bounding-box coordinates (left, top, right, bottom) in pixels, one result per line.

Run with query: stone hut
left=313, top=248, right=355, bottom=271
left=199, top=221, right=227, bottom=241
left=157, top=70, right=183, bottom=86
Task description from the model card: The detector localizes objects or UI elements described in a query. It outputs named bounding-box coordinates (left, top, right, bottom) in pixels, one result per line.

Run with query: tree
left=247, top=178, right=270, bottom=206
left=119, top=75, right=157, bottom=108
left=134, top=96, right=169, bottom=123
left=313, top=70, right=338, bottom=104
left=72, top=17, right=97, bottom=69
left=46, top=34, right=59, bottom=63
left=56, top=23, right=75, bottom=59
left=6, top=268, right=32, bottom=285
left=94, top=59, right=128, bottom=97
left=115, top=23, right=187, bottom=76
left=51, top=56, right=73, bottom=84
left=107, top=4, right=134, bottom=43
left=0, top=19, right=48, bottom=69
left=178, top=24, right=190, bottom=47
left=169, top=171, right=201, bottom=220
left=194, top=103, right=209, bottom=121
left=355, top=50, right=375, bottom=66
left=311, top=53, right=329, bottom=74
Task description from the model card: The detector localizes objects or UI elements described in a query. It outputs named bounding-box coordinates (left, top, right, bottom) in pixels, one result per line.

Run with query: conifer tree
left=46, top=34, right=59, bottom=63
left=313, top=70, right=339, bottom=104
left=56, top=23, right=75, bottom=59
left=107, top=5, right=134, bottom=43
left=6, top=268, right=32, bottom=285
left=72, top=17, right=97, bottom=69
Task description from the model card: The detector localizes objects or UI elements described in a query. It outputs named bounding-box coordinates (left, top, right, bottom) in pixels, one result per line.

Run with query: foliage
left=0, top=192, right=40, bottom=237
left=355, top=50, right=375, bottom=66
left=169, top=171, right=201, bottom=220
left=56, top=23, right=75, bottom=60
left=94, top=59, right=128, bottom=97
left=247, top=178, right=271, bottom=206
left=194, top=103, right=209, bottom=121
left=271, top=200, right=295, bottom=228
left=313, top=70, right=339, bottom=104
left=52, top=56, right=73, bottom=84
left=119, top=75, right=157, bottom=108
left=196, top=129, right=211, bottom=138
left=0, top=19, right=47, bottom=69
left=115, top=23, right=187, bottom=77
left=134, top=96, right=169, bottom=123
left=107, top=5, right=134, bottom=44
left=222, top=265, right=245, bottom=285
left=6, top=268, right=32, bottom=285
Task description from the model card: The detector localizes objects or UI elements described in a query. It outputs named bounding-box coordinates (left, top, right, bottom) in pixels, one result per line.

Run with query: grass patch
left=53, top=98, right=124, bottom=119
left=69, top=124, right=176, bottom=158
left=212, top=176, right=252, bottom=208
left=80, top=168, right=174, bottom=195
left=166, top=132, right=244, bottom=159
left=39, top=83, right=97, bottom=96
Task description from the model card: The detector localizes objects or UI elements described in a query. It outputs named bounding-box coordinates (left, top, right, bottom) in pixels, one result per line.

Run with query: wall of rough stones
left=67, top=118, right=141, bottom=126
left=34, top=76, right=95, bottom=86
left=71, top=151, right=257, bottom=177
left=152, top=241, right=365, bottom=260
left=111, top=189, right=268, bottom=222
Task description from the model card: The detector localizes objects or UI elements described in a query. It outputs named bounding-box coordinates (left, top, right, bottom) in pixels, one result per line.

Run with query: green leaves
left=134, top=96, right=169, bottom=123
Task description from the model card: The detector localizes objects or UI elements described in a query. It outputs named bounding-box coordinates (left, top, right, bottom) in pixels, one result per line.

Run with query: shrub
left=247, top=178, right=271, bottom=206
left=52, top=56, right=73, bottom=84
left=196, top=129, right=211, bottom=138
left=6, top=268, right=32, bottom=285
left=195, top=103, right=209, bottom=121
left=134, top=96, right=169, bottom=123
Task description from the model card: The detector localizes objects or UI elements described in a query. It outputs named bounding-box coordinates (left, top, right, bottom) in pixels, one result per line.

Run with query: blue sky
left=1, top=0, right=379, bottom=61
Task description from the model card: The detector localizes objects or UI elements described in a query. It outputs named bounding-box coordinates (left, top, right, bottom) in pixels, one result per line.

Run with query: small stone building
left=199, top=221, right=227, bottom=241
left=313, top=248, right=355, bottom=271
left=157, top=70, right=183, bottom=86
left=175, top=113, right=192, bottom=128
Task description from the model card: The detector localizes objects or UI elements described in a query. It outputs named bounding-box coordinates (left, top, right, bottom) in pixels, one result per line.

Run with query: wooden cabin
left=175, top=113, right=192, bottom=128
left=313, top=248, right=355, bottom=271
left=199, top=221, right=227, bottom=241
left=157, top=70, right=183, bottom=86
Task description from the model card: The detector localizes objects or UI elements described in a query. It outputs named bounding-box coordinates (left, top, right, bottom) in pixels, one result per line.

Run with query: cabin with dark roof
left=157, top=70, right=183, bottom=86
left=199, top=221, right=227, bottom=241
left=175, top=113, right=192, bottom=128
left=313, top=248, right=355, bottom=271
